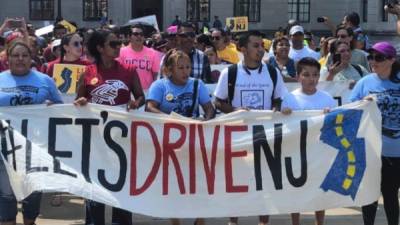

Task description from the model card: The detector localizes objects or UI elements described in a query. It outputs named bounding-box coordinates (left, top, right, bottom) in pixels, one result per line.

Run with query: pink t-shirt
left=118, top=45, right=161, bottom=90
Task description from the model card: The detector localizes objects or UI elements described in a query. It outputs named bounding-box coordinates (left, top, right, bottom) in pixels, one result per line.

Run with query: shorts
left=0, top=157, right=41, bottom=222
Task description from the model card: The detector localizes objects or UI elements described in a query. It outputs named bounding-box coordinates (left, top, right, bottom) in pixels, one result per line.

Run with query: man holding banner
left=214, top=30, right=287, bottom=225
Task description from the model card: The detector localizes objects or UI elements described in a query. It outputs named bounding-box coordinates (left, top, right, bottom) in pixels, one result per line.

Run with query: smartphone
left=333, top=53, right=341, bottom=65
left=9, top=19, right=22, bottom=29
left=317, top=17, right=325, bottom=23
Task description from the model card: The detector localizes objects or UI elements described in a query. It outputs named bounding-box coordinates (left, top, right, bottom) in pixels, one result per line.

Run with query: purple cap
left=368, top=42, right=396, bottom=58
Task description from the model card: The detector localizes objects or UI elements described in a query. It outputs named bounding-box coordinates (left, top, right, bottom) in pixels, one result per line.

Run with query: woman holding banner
left=146, top=49, right=215, bottom=225
left=350, top=42, right=400, bottom=225
left=44, top=32, right=91, bottom=77
left=74, top=29, right=144, bottom=225
left=0, top=41, right=63, bottom=225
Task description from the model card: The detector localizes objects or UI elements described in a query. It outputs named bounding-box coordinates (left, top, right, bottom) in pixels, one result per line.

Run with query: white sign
left=0, top=102, right=381, bottom=217
left=124, top=15, right=159, bottom=31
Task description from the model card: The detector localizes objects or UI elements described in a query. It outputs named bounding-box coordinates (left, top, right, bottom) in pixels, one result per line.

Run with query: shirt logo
left=90, top=80, right=129, bottom=105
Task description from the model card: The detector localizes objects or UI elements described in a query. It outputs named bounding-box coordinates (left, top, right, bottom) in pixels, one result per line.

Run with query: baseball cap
left=289, top=25, right=304, bottom=36
left=368, top=41, right=396, bottom=58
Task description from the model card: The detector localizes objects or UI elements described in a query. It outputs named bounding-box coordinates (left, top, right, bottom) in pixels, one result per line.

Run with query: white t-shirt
left=214, top=61, right=287, bottom=110
left=289, top=46, right=320, bottom=63
left=282, top=88, right=337, bottom=110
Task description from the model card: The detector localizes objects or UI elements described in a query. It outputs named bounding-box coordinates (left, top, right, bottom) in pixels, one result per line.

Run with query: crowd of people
left=1, top=3, right=400, bottom=225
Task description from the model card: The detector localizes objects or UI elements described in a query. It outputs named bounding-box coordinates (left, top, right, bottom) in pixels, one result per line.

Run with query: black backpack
left=227, top=64, right=279, bottom=109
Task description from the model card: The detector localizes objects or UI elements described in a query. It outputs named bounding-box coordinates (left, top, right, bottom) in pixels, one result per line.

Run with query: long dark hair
left=390, top=61, right=400, bottom=83
left=60, top=33, right=77, bottom=63
left=86, top=29, right=112, bottom=65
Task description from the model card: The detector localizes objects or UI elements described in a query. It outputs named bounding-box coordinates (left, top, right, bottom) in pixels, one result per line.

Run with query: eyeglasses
left=178, top=32, right=196, bottom=38
left=72, top=41, right=83, bottom=48
left=108, top=40, right=122, bottom=49
left=212, top=36, right=221, bottom=41
left=131, top=32, right=144, bottom=36
left=367, top=54, right=388, bottom=62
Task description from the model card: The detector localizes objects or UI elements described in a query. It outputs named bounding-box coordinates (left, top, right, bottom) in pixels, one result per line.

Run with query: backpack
left=351, top=64, right=363, bottom=77
left=227, top=64, right=279, bottom=109
left=188, top=79, right=199, bottom=117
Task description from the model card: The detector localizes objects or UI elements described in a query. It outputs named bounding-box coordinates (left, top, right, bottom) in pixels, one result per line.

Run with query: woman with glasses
left=74, top=29, right=145, bottom=225
left=0, top=41, right=63, bottom=225
left=350, top=42, right=400, bottom=225
left=45, top=32, right=91, bottom=77
left=320, top=40, right=368, bottom=85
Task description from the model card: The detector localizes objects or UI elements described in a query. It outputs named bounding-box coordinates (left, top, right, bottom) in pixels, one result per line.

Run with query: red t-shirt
left=45, top=58, right=91, bottom=77
left=83, top=60, right=138, bottom=106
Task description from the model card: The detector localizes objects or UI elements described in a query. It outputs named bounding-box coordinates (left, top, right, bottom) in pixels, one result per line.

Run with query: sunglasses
left=72, top=41, right=83, bottom=48
left=178, top=32, right=196, bottom=38
left=367, top=54, right=388, bottom=62
left=108, top=40, right=122, bottom=49
left=131, top=32, right=144, bottom=36
left=212, top=36, right=221, bottom=41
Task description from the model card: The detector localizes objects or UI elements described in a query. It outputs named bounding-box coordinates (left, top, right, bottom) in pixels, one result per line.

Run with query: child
left=146, top=49, right=214, bottom=225
left=146, top=49, right=214, bottom=120
left=281, top=57, right=336, bottom=225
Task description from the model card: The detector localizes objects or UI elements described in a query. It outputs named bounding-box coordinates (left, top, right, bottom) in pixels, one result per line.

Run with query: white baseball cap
left=289, top=25, right=304, bottom=35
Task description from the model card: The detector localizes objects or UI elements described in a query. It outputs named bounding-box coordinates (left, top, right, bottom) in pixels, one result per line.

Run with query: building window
left=83, top=0, right=108, bottom=21
left=382, top=0, right=389, bottom=22
left=187, top=0, right=210, bottom=22
left=362, top=0, right=368, bottom=22
left=29, top=0, right=54, bottom=20
left=288, top=0, right=310, bottom=23
left=234, top=0, right=261, bottom=22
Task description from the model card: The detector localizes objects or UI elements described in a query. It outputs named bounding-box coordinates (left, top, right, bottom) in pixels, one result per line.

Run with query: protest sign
left=53, top=64, right=86, bottom=94
left=59, top=20, right=77, bottom=33
left=0, top=101, right=381, bottom=217
left=226, top=17, right=248, bottom=32
left=124, top=15, right=160, bottom=31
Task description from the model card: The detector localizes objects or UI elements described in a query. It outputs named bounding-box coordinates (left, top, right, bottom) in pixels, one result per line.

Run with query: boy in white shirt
left=282, top=57, right=336, bottom=113
left=281, top=57, right=336, bottom=225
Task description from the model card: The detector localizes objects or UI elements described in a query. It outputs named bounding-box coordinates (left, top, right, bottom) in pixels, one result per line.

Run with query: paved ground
left=16, top=193, right=390, bottom=225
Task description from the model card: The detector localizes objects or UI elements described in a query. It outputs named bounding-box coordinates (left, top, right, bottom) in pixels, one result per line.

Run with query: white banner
left=0, top=101, right=381, bottom=218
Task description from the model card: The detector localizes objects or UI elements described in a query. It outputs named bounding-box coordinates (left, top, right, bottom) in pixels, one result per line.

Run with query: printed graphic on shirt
left=1, top=86, right=39, bottom=106
left=168, top=92, right=194, bottom=117
left=372, top=89, right=400, bottom=139
left=240, top=90, right=264, bottom=109
left=123, top=58, right=153, bottom=72
left=90, top=80, right=129, bottom=105
left=58, top=68, right=72, bottom=93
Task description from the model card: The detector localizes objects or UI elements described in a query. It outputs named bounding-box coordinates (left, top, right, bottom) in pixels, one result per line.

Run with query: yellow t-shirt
left=263, top=38, right=272, bottom=51
left=319, top=56, right=328, bottom=67
left=217, top=46, right=240, bottom=64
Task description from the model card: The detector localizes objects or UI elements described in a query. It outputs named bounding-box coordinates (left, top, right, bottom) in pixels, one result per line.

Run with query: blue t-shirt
left=350, top=73, right=400, bottom=157
left=0, top=70, right=63, bottom=106
left=147, top=78, right=211, bottom=118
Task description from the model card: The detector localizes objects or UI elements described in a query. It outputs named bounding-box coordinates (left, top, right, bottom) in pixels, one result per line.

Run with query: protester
left=213, top=15, right=223, bottom=29
left=44, top=32, right=90, bottom=76
left=74, top=29, right=144, bottom=225
left=0, top=41, right=63, bottom=225
left=320, top=40, right=368, bottom=85
left=318, top=36, right=336, bottom=67
left=267, top=36, right=297, bottom=82
left=342, top=12, right=370, bottom=50
left=281, top=57, right=336, bottom=225
left=173, top=22, right=212, bottom=83
left=350, top=41, right=400, bottom=225
left=119, top=24, right=161, bottom=90
left=146, top=50, right=214, bottom=225
left=214, top=31, right=287, bottom=225
left=335, top=26, right=370, bottom=70
left=211, top=28, right=240, bottom=64
left=43, top=24, right=68, bottom=62
left=288, top=25, right=320, bottom=62
left=195, top=33, right=212, bottom=52
left=204, top=45, right=225, bottom=82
